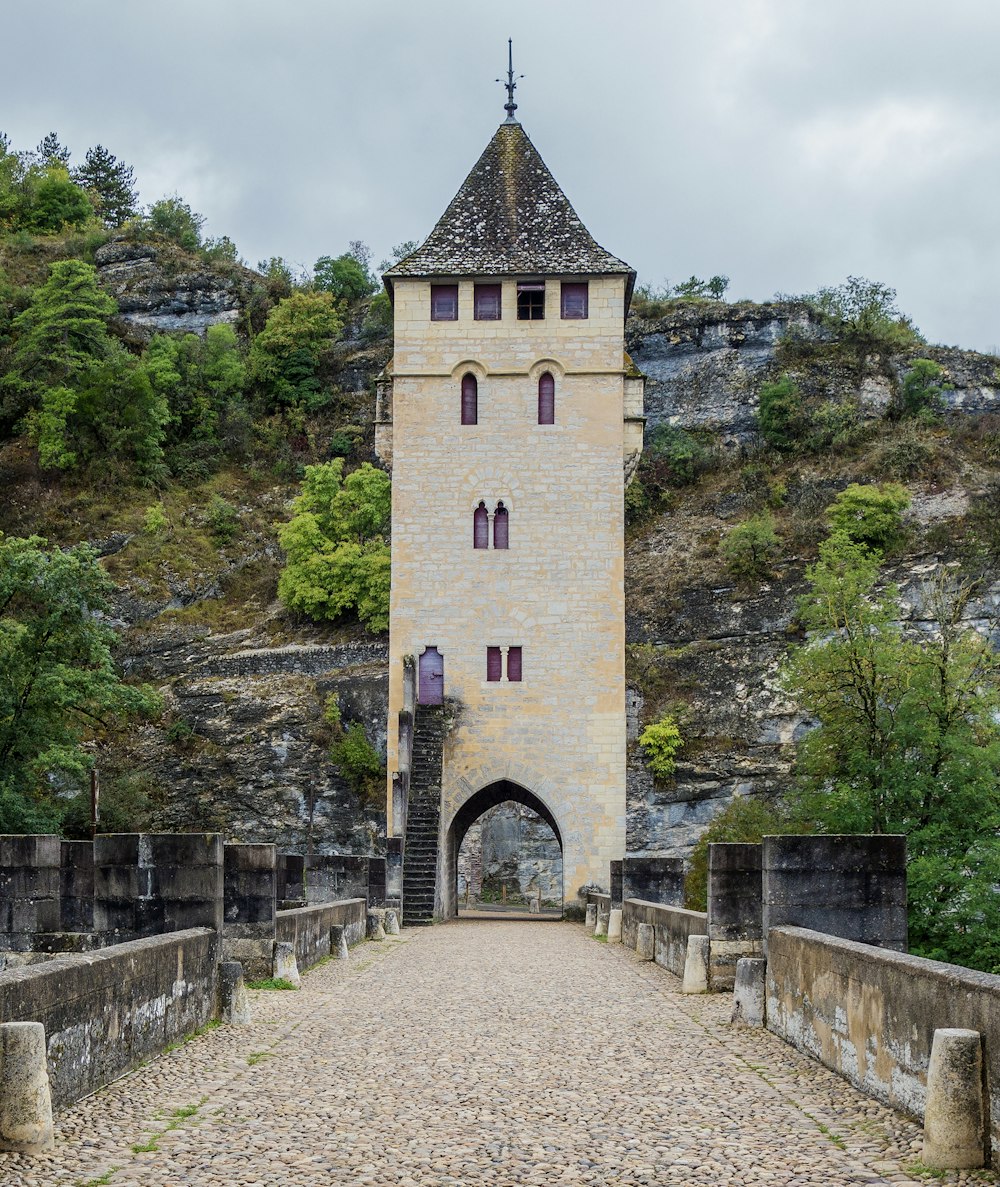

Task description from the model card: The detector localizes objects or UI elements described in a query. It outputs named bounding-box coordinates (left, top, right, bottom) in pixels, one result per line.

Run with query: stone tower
left=377, top=104, right=643, bottom=922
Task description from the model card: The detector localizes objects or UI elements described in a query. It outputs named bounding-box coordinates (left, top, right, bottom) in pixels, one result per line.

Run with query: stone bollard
left=367, top=909, right=386, bottom=941
left=218, top=961, right=252, bottom=1025
left=330, top=924, right=349, bottom=960
left=731, top=957, right=767, bottom=1026
left=636, top=922, right=655, bottom=961
left=594, top=911, right=609, bottom=938
left=384, top=909, right=400, bottom=936
left=607, top=908, right=623, bottom=942
left=0, top=1022, right=55, bottom=1153
left=272, top=941, right=301, bottom=988
left=922, top=1028, right=986, bottom=1169
left=681, top=935, right=710, bottom=994
left=585, top=903, right=597, bottom=931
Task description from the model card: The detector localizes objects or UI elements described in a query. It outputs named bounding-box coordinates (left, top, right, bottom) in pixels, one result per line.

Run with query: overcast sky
left=3, top=1, right=999, bottom=352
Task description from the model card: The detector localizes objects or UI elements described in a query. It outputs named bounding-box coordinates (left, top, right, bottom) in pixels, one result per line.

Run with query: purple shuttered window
left=418, top=647, right=444, bottom=705
left=507, top=646, right=522, bottom=682
left=430, top=284, right=458, bottom=321
left=561, top=282, right=589, bottom=319
left=474, top=283, right=502, bottom=320
left=538, top=372, right=555, bottom=425
left=461, top=373, right=478, bottom=425
left=486, top=647, right=502, bottom=682
left=474, top=502, right=489, bottom=549
left=493, top=501, right=509, bottom=549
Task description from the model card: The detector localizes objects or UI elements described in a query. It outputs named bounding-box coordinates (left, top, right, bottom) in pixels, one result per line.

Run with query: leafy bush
left=721, top=513, right=780, bottom=581
left=814, top=276, right=922, bottom=353
left=869, top=424, right=943, bottom=481
left=206, top=494, right=239, bottom=544
left=900, top=358, right=949, bottom=421
left=826, top=482, right=910, bottom=551
left=249, top=290, right=343, bottom=410
left=313, top=253, right=376, bottom=302
left=638, top=714, right=683, bottom=780
left=143, top=503, right=169, bottom=535
left=756, top=376, right=806, bottom=451
left=144, top=195, right=204, bottom=250
left=329, top=721, right=385, bottom=805
left=684, top=796, right=802, bottom=911
left=645, top=423, right=710, bottom=486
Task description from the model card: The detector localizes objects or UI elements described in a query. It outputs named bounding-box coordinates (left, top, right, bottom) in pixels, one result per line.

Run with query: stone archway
left=443, top=780, right=563, bottom=918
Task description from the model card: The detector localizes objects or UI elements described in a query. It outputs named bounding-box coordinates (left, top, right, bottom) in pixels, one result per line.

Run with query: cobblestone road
left=1, top=920, right=989, bottom=1186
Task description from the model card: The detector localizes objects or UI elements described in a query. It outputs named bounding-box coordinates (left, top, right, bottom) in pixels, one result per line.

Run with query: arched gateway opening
left=444, top=781, right=563, bottom=918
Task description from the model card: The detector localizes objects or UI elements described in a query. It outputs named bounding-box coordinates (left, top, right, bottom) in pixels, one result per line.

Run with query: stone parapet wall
left=0, top=927, right=217, bottom=1110
left=622, top=899, right=707, bottom=978
left=767, top=926, right=1000, bottom=1167
left=275, top=900, right=367, bottom=970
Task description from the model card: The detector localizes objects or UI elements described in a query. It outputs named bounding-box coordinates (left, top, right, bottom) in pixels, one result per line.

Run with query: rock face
left=95, top=238, right=259, bottom=338
left=457, top=801, right=562, bottom=906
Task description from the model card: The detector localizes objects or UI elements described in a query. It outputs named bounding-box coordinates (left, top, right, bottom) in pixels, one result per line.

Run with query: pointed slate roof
left=384, top=122, right=634, bottom=287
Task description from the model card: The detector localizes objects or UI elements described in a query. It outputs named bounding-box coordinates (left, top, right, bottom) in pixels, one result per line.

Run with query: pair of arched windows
left=460, top=373, right=555, bottom=426
left=473, top=501, right=508, bottom=549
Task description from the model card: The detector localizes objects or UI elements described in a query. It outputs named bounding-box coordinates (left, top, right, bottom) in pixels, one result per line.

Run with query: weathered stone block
left=218, top=961, right=251, bottom=1026
left=0, top=836, right=62, bottom=946
left=0, top=1022, right=54, bottom=1153
left=622, top=857, right=684, bottom=907
left=681, top=935, right=710, bottom=993
left=636, top=922, right=655, bottom=961
left=923, top=1029, right=985, bottom=1169
left=272, top=941, right=301, bottom=988
left=732, top=957, right=766, bottom=1026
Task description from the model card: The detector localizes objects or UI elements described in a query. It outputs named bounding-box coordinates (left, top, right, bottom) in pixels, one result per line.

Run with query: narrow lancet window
left=474, top=502, right=489, bottom=549
left=486, top=647, right=502, bottom=682
left=538, top=372, right=555, bottom=425
left=493, top=501, right=509, bottom=549
left=461, top=373, right=478, bottom=425
left=507, top=646, right=523, bottom=682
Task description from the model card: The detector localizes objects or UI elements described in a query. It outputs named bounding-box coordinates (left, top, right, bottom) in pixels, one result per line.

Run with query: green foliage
left=721, top=513, right=780, bottom=582
left=143, top=502, right=169, bottom=535
left=277, top=460, right=391, bottom=631
left=900, top=358, right=949, bottom=421
left=631, top=275, right=730, bottom=316
left=249, top=290, right=343, bottom=410
left=246, top=977, right=297, bottom=991
left=826, top=483, right=909, bottom=551
left=0, top=535, right=160, bottom=831
left=783, top=540, right=1000, bottom=970
left=36, top=132, right=71, bottom=167
left=638, top=713, right=683, bottom=780
left=757, top=376, right=806, bottom=451
left=72, top=144, right=137, bottom=228
left=814, top=276, right=922, bottom=353
left=684, top=796, right=801, bottom=911
left=645, top=423, right=709, bottom=486
left=361, top=290, right=391, bottom=339
left=313, top=252, right=376, bottom=302
left=145, top=195, right=204, bottom=250
left=23, top=168, right=92, bottom=233
left=329, top=721, right=385, bottom=804
left=206, top=494, right=239, bottom=544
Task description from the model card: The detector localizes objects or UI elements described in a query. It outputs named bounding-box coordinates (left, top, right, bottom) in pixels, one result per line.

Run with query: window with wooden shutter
left=474, top=283, right=502, bottom=320
left=517, top=281, right=545, bottom=320
left=507, top=646, right=522, bottom=682
left=430, top=284, right=458, bottom=321
left=493, top=501, right=509, bottom=549
left=538, top=372, right=555, bottom=425
left=486, top=647, right=502, bottom=682
left=474, top=502, right=489, bottom=549
left=461, top=373, right=478, bottom=425
left=561, top=282, right=589, bottom=319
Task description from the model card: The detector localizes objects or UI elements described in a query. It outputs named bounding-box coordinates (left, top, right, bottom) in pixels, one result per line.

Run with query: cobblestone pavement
left=1, top=921, right=995, bottom=1186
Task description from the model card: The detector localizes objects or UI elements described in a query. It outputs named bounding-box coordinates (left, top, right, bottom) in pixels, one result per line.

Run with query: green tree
left=784, top=537, right=1000, bottom=969
left=145, top=195, right=204, bottom=249
left=23, top=167, right=92, bottom=233
left=277, top=460, right=391, bottom=631
left=313, top=252, right=376, bottom=302
left=36, top=132, right=71, bottom=167
left=814, top=276, right=922, bottom=352
left=757, top=375, right=806, bottom=451
left=900, top=358, right=950, bottom=421
left=0, top=535, right=160, bottom=831
left=73, top=144, right=137, bottom=227
left=721, top=513, right=780, bottom=582
left=826, top=482, right=909, bottom=551
left=249, top=290, right=343, bottom=409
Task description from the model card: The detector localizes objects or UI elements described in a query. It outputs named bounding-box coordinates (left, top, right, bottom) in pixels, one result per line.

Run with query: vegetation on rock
left=638, top=713, right=684, bottom=780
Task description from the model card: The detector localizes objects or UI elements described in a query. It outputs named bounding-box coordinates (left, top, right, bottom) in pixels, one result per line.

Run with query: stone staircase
left=402, top=705, right=446, bottom=926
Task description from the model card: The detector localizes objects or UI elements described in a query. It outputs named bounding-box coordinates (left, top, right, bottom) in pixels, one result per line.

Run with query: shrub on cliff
left=721, top=513, right=780, bottom=582
left=249, top=290, right=343, bottom=410
left=814, top=276, right=922, bottom=354
left=638, top=713, right=683, bottom=780
left=825, top=482, right=909, bottom=552
left=277, top=460, right=391, bottom=632
left=756, top=376, right=806, bottom=451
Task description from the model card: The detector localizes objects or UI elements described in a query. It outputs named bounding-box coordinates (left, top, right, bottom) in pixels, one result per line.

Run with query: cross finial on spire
left=497, top=38, right=523, bottom=124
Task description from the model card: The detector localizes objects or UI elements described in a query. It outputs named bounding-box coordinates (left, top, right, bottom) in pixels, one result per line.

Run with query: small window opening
left=561, top=282, right=589, bottom=319
left=431, top=284, right=458, bottom=321
left=538, top=372, right=555, bottom=425
left=517, top=281, right=545, bottom=320
left=493, top=501, right=509, bottom=550
left=461, top=373, right=478, bottom=425
left=474, top=283, right=502, bottom=321
left=486, top=646, right=502, bottom=682
left=507, top=646, right=522, bottom=683
left=474, top=502, right=489, bottom=550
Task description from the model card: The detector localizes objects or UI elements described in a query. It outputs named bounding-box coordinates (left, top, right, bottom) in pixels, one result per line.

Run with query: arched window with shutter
left=461, top=373, right=478, bottom=425
left=473, top=501, right=489, bottom=549
left=538, top=372, right=555, bottom=425
left=493, top=501, right=509, bottom=550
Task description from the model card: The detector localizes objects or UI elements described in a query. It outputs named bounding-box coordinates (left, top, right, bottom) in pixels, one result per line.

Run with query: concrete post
left=218, top=962, right=252, bottom=1025
left=0, top=1022, right=54, bottom=1153
left=272, top=941, right=301, bottom=988
left=594, top=911, right=608, bottom=938
left=636, top=922, right=655, bottom=961
left=607, top=908, right=623, bottom=942
left=681, top=935, right=710, bottom=993
left=367, top=910, right=386, bottom=941
left=731, top=957, right=767, bottom=1026
left=384, top=908, right=400, bottom=936
left=584, top=903, right=597, bottom=931
left=330, top=924, right=349, bottom=959
left=922, top=1028, right=986, bottom=1170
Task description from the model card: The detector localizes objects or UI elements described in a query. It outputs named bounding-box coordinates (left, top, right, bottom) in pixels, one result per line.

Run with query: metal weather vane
left=497, top=38, right=523, bottom=123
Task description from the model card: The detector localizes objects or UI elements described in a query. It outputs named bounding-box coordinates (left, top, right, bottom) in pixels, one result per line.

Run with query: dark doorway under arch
left=446, top=781, right=563, bottom=918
